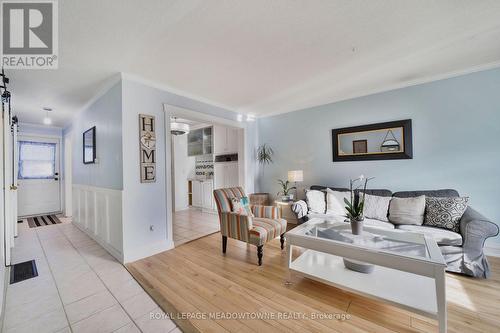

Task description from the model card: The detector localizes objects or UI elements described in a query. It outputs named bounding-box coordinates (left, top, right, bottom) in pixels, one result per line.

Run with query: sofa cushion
left=389, top=196, right=426, bottom=225
left=396, top=225, right=463, bottom=246
left=325, top=188, right=350, bottom=215
left=304, top=214, right=394, bottom=229
left=360, top=192, right=391, bottom=222
left=393, top=189, right=459, bottom=198
left=306, top=190, right=326, bottom=214
left=310, top=185, right=350, bottom=192
left=249, top=218, right=287, bottom=246
left=423, top=197, right=469, bottom=233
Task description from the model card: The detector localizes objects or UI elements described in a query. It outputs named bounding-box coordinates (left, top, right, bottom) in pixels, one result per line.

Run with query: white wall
left=72, top=184, right=123, bottom=260
left=172, top=134, right=195, bottom=211
left=67, top=80, right=124, bottom=261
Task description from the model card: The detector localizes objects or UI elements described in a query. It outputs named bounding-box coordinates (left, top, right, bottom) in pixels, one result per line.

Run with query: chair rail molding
left=72, top=184, right=123, bottom=261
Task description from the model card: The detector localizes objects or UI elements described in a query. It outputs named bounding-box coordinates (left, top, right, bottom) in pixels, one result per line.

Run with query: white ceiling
left=8, top=0, right=500, bottom=127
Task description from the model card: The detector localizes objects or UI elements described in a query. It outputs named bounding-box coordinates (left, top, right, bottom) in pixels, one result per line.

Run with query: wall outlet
left=150, top=225, right=154, bottom=231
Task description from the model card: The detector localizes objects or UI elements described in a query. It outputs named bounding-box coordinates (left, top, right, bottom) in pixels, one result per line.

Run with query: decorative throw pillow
left=360, top=193, right=391, bottom=222
left=230, top=196, right=253, bottom=216
left=388, top=195, right=426, bottom=225
left=424, top=197, right=469, bottom=233
left=325, top=188, right=350, bottom=215
left=305, top=190, right=326, bottom=214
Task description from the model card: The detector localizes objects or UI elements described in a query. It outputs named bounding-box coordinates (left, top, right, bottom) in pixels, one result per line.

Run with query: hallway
left=3, top=218, right=181, bottom=333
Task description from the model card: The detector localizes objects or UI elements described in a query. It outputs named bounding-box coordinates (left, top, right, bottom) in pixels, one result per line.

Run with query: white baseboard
left=123, top=240, right=174, bottom=264
left=73, top=221, right=124, bottom=262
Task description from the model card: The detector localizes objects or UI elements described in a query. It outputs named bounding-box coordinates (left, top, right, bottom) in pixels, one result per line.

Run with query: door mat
left=10, top=260, right=38, bottom=284
left=27, top=215, right=62, bottom=228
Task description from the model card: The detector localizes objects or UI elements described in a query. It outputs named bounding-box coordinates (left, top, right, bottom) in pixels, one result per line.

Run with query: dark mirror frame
left=332, top=119, right=412, bottom=162
left=83, top=126, right=96, bottom=164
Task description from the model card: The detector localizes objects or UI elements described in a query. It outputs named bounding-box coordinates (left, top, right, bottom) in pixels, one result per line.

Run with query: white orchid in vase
left=344, top=175, right=374, bottom=234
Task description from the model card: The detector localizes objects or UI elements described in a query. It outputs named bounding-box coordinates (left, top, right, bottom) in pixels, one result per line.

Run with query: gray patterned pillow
left=424, top=197, right=469, bottom=233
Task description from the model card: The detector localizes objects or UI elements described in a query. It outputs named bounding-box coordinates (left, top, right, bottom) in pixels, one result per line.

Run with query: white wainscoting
left=72, top=184, right=123, bottom=261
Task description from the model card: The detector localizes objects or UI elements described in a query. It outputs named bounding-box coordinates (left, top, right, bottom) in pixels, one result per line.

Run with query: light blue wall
left=120, top=78, right=249, bottom=261
left=258, top=68, right=500, bottom=243
left=71, top=81, right=123, bottom=190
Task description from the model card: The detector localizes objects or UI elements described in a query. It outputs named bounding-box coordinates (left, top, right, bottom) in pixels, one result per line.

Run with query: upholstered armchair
left=213, top=187, right=287, bottom=265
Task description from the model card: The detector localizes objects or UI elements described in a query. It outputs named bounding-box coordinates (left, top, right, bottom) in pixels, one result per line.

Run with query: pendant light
left=43, top=107, right=52, bottom=125
left=170, top=117, right=190, bottom=135
left=380, top=129, right=400, bottom=152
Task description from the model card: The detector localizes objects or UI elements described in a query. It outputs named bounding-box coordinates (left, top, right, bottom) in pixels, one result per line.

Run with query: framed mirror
left=332, top=119, right=412, bottom=162
left=83, top=126, right=96, bottom=164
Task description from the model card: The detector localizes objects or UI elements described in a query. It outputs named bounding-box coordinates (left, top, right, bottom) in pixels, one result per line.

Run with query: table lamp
left=288, top=170, right=303, bottom=200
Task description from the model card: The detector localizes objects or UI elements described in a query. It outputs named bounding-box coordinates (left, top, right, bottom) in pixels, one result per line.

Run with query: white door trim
left=162, top=103, right=247, bottom=247
left=63, top=132, right=72, bottom=217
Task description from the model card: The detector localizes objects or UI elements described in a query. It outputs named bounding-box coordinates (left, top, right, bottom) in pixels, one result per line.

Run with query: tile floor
left=3, top=217, right=182, bottom=333
left=173, top=208, right=219, bottom=246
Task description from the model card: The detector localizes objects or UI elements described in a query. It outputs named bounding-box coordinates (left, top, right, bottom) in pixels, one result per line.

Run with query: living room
left=1, top=1, right=500, bottom=333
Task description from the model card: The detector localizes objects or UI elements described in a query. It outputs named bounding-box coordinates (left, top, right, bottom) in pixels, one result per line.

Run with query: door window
left=18, top=141, right=56, bottom=179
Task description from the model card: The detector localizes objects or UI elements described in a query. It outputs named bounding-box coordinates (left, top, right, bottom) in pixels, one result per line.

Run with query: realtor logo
left=1, top=0, right=58, bottom=69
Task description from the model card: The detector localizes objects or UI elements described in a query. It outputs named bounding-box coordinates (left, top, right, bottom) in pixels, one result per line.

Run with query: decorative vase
left=350, top=218, right=364, bottom=235
left=343, top=258, right=375, bottom=274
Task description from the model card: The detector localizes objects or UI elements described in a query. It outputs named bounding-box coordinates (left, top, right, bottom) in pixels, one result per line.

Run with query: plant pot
left=343, top=258, right=375, bottom=274
left=281, top=194, right=294, bottom=202
left=350, top=219, right=364, bottom=235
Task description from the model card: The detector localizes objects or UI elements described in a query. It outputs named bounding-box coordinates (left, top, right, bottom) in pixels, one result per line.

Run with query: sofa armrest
left=291, top=200, right=308, bottom=220
left=220, top=212, right=252, bottom=242
left=460, top=206, right=499, bottom=254
left=250, top=205, right=281, bottom=219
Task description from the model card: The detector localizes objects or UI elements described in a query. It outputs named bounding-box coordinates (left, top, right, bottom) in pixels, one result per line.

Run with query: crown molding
left=258, top=61, right=500, bottom=118
left=120, top=72, right=236, bottom=113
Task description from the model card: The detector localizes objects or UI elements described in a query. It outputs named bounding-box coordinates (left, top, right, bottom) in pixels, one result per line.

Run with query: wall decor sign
left=139, top=114, right=156, bottom=183
left=332, top=119, right=413, bottom=162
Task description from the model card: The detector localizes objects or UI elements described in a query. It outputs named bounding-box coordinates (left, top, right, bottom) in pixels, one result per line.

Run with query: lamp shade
left=288, top=170, right=303, bottom=182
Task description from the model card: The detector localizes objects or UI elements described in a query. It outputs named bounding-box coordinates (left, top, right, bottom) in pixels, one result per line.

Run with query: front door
left=17, top=137, right=61, bottom=217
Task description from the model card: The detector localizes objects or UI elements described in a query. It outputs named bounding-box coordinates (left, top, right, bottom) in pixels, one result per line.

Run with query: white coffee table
left=286, top=217, right=447, bottom=333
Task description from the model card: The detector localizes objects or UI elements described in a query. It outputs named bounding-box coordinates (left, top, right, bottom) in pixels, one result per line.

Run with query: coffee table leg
left=285, top=241, right=293, bottom=285
left=435, top=266, right=447, bottom=333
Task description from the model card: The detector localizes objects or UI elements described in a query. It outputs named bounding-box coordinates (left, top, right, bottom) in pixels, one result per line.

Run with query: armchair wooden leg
left=222, top=236, right=227, bottom=254
left=257, top=245, right=263, bottom=266
left=280, top=234, right=285, bottom=250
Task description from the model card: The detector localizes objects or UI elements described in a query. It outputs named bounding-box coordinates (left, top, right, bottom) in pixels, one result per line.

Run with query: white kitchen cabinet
left=214, top=125, right=239, bottom=154
left=192, top=180, right=202, bottom=207
left=214, top=162, right=239, bottom=189
left=202, top=181, right=214, bottom=210
left=191, top=179, right=215, bottom=210
left=214, top=163, right=225, bottom=190
left=225, top=162, right=239, bottom=187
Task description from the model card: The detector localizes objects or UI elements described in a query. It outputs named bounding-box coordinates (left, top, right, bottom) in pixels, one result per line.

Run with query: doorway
left=164, top=104, right=246, bottom=247
left=17, top=137, right=61, bottom=217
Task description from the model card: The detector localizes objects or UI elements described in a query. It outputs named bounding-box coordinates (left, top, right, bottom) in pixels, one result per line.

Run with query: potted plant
left=250, top=144, right=274, bottom=205
left=277, top=179, right=296, bottom=202
left=344, top=175, right=373, bottom=235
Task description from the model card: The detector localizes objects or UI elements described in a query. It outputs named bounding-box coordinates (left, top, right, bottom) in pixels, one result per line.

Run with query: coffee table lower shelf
left=289, top=249, right=438, bottom=318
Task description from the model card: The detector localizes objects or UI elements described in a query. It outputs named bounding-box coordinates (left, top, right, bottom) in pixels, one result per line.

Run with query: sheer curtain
left=18, top=141, right=56, bottom=179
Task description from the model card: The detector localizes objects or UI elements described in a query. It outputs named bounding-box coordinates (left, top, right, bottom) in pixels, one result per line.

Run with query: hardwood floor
left=127, top=232, right=500, bottom=333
